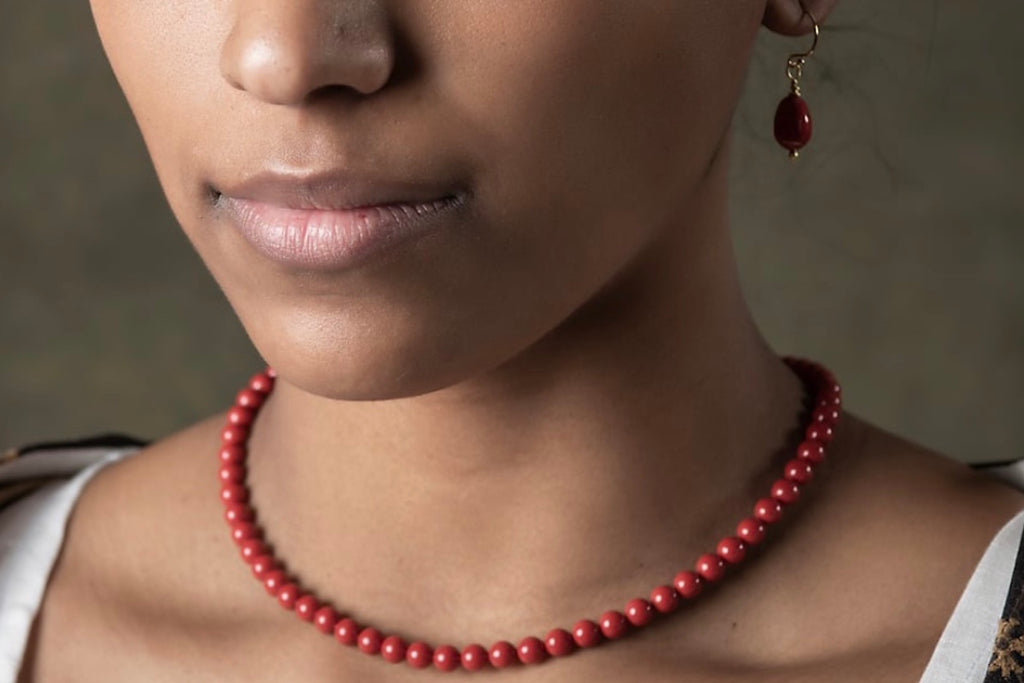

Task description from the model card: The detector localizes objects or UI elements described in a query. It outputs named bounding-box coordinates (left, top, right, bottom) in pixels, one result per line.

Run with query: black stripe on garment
left=984, top=521, right=1024, bottom=682
left=12, top=433, right=149, bottom=456
left=1, top=433, right=149, bottom=512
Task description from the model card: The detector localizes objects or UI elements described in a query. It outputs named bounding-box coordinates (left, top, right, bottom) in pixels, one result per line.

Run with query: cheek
left=89, top=0, right=227, bottom=229
left=434, top=1, right=764, bottom=308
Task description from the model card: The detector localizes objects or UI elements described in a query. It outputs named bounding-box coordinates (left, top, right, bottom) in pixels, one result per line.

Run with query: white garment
left=1, top=444, right=1022, bottom=683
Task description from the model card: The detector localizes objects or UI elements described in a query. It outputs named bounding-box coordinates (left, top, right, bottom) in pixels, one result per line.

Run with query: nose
left=219, top=0, right=395, bottom=106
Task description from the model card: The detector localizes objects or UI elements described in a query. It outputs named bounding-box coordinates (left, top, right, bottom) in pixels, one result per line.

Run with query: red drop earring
left=774, top=8, right=820, bottom=159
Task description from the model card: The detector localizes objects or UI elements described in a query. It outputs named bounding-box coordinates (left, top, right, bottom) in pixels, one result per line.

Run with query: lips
left=212, top=170, right=468, bottom=270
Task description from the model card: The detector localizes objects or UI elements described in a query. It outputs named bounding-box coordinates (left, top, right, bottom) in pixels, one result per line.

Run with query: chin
left=240, top=309, right=500, bottom=402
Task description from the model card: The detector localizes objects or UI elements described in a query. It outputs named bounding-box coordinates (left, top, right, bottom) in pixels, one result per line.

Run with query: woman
left=3, top=0, right=1023, bottom=681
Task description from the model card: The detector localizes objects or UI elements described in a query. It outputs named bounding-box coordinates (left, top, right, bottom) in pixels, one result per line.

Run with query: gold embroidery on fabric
left=989, top=618, right=1024, bottom=679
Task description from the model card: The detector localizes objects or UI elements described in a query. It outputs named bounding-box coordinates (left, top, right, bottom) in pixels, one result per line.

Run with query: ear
left=762, top=0, right=841, bottom=37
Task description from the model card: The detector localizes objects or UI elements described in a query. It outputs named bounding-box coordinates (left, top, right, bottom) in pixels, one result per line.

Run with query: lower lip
left=217, top=193, right=465, bottom=270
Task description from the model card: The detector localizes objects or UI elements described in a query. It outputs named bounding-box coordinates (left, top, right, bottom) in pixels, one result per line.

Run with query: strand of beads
left=218, top=356, right=840, bottom=672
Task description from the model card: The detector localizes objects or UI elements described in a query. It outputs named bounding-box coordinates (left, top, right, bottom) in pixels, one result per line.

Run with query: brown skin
left=17, top=0, right=1024, bottom=680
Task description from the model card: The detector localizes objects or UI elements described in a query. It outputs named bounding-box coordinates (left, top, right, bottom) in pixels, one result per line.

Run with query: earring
left=774, top=8, right=820, bottom=159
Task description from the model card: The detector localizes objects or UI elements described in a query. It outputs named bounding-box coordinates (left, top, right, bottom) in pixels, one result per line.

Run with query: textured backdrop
left=2, top=1, right=1021, bottom=463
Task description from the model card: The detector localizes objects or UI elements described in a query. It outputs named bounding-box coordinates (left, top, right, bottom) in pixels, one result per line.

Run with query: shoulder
left=8, top=416, right=238, bottom=682
left=0, top=434, right=146, bottom=682
left=795, top=413, right=1024, bottom=680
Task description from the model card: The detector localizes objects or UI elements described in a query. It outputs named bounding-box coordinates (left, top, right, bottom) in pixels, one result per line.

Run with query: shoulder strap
left=0, top=433, right=148, bottom=512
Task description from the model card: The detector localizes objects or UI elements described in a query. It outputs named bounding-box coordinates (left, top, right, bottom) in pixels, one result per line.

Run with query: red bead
left=545, top=629, right=575, bottom=657
left=736, top=518, right=767, bottom=546
left=797, top=440, right=825, bottom=463
left=221, top=425, right=249, bottom=445
left=263, top=570, right=287, bottom=596
left=806, top=423, right=834, bottom=444
left=220, top=484, right=249, bottom=504
left=771, top=478, right=801, bottom=505
left=624, top=598, right=655, bottom=627
left=250, top=373, right=275, bottom=394
left=673, top=570, right=703, bottom=599
left=236, top=388, right=264, bottom=409
left=812, top=406, right=840, bottom=426
left=650, top=585, right=680, bottom=614
left=696, top=553, right=726, bottom=582
left=227, top=406, right=254, bottom=427
left=406, top=642, right=433, bottom=668
left=219, top=445, right=246, bottom=465
left=265, top=367, right=278, bottom=378
left=381, top=635, right=407, bottom=664
left=461, top=643, right=488, bottom=670
left=219, top=464, right=246, bottom=485
left=250, top=554, right=277, bottom=578
left=277, top=583, right=300, bottom=609
left=512, top=638, right=544, bottom=663
left=599, top=611, right=629, bottom=640
left=334, top=618, right=359, bottom=646
left=357, top=627, right=382, bottom=655
left=224, top=502, right=254, bottom=524
left=294, top=594, right=319, bottom=621
left=434, top=645, right=460, bottom=671
left=784, top=458, right=814, bottom=484
left=716, top=537, right=747, bottom=565
left=819, top=393, right=841, bottom=409
left=774, top=93, right=813, bottom=153
left=230, top=521, right=260, bottom=543
left=517, top=637, right=548, bottom=664
left=239, top=538, right=267, bottom=563
left=754, top=497, right=784, bottom=524
left=313, top=606, right=339, bottom=634
left=572, top=620, right=602, bottom=648
left=488, top=641, right=517, bottom=668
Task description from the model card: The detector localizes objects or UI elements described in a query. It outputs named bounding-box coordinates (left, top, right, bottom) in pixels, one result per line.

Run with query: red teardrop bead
left=774, top=93, right=813, bottom=154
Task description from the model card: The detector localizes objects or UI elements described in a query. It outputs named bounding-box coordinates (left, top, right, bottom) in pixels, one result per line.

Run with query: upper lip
left=214, top=169, right=462, bottom=211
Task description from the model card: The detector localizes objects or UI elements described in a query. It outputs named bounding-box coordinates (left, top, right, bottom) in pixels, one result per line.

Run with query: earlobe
left=762, top=0, right=840, bottom=37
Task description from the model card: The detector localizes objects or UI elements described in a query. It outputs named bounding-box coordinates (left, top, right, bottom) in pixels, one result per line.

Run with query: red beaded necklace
left=218, top=356, right=841, bottom=672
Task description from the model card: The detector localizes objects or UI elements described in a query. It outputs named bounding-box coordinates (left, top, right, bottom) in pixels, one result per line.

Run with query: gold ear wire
left=785, top=7, right=819, bottom=96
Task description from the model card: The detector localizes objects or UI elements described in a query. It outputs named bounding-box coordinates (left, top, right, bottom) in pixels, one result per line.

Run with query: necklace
left=218, top=356, right=841, bottom=672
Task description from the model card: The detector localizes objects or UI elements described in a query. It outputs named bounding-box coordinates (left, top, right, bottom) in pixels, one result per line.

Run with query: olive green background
left=2, top=2, right=1021, bottom=463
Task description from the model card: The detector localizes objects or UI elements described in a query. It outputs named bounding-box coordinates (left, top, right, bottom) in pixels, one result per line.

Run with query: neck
left=243, top=137, right=808, bottom=643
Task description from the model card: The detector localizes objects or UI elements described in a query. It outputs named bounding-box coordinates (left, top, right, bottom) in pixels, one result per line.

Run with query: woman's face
left=89, top=1, right=766, bottom=399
